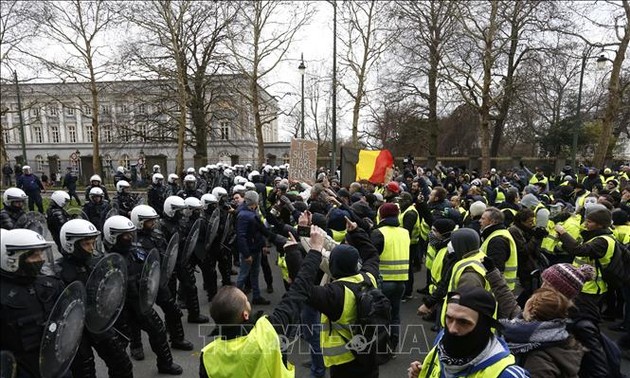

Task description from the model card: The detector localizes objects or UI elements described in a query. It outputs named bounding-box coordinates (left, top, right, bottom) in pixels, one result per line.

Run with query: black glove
left=482, top=257, right=496, bottom=272
left=273, top=234, right=288, bottom=250
left=532, top=227, right=549, bottom=239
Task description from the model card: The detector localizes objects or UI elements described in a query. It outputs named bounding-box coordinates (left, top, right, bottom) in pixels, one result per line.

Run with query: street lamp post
left=298, top=54, right=306, bottom=139
left=571, top=48, right=611, bottom=172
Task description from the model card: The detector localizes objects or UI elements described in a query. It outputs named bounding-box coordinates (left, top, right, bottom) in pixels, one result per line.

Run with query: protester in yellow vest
left=555, top=204, right=616, bottom=322
left=408, top=286, right=529, bottom=378
left=612, top=209, right=630, bottom=244
left=398, top=192, right=422, bottom=301
left=371, top=202, right=410, bottom=350
left=305, top=219, right=382, bottom=378
left=479, top=207, right=518, bottom=290
left=199, top=227, right=322, bottom=378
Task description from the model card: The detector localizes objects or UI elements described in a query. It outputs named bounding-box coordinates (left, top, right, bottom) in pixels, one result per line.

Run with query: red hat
left=385, top=181, right=400, bottom=194
left=379, top=203, right=400, bottom=219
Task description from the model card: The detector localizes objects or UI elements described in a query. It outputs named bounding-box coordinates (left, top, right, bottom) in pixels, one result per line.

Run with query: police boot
left=167, top=318, right=194, bottom=351
left=185, top=284, right=209, bottom=324
left=157, top=362, right=183, bottom=375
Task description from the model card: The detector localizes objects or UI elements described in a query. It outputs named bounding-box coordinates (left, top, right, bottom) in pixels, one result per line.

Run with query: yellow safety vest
left=556, top=214, right=584, bottom=253
left=500, top=208, right=517, bottom=225
left=398, top=205, right=421, bottom=244
left=573, top=235, right=616, bottom=295
left=331, top=229, right=347, bottom=243
left=201, top=316, right=295, bottom=378
left=379, top=226, right=410, bottom=281
left=480, top=229, right=518, bottom=290
left=419, top=218, right=430, bottom=242
left=576, top=191, right=591, bottom=209
left=321, top=272, right=377, bottom=367
left=429, top=246, right=448, bottom=295
left=419, top=337, right=516, bottom=378
left=440, top=250, right=489, bottom=325
left=541, top=219, right=559, bottom=254
left=613, top=224, right=630, bottom=244
left=529, top=175, right=548, bottom=186
left=494, top=187, right=505, bottom=204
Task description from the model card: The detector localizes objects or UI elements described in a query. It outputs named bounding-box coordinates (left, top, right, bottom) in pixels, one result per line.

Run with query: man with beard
left=479, top=207, right=518, bottom=290
left=408, top=286, right=529, bottom=377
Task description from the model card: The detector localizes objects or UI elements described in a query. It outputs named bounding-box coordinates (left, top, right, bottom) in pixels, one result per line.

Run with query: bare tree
left=393, top=0, right=459, bottom=156
left=227, top=0, right=313, bottom=166
left=337, top=0, right=397, bottom=148
left=24, top=0, right=120, bottom=176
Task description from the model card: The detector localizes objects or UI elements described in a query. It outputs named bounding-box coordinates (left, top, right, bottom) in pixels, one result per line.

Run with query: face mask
left=447, top=242, right=455, bottom=254
left=440, top=315, right=492, bottom=360
left=19, top=260, right=45, bottom=277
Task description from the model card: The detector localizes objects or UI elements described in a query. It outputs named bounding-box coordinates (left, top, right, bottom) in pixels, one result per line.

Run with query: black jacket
left=46, top=204, right=69, bottom=251
left=0, top=206, right=26, bottom=230
left=480, top=223, right=512, bottom=272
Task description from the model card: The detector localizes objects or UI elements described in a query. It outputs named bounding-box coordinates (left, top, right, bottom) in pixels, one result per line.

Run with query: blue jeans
left=301, top=304, right=325, bottom=378
left=237, top=252, right=261, bottom=299
left=381, top=280, right=405, bottom=344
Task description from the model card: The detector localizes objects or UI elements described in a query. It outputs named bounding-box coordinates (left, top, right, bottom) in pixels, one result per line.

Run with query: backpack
left=596, top=238, right=630, bottom=289
left=338, top=272, right=392, bottom=365
left=599, top=331, right=626, bottom=378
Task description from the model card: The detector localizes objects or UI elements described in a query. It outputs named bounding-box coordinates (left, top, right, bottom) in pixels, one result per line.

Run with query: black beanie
left=433, top=218, right=456, bottom=235
left=329, top=244, right=360, bottom=278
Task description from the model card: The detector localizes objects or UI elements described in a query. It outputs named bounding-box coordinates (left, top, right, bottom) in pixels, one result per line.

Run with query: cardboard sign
left=289, top=138, right=318, bottom=184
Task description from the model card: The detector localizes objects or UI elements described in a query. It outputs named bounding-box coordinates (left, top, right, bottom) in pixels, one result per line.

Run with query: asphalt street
left=73, top=245, right=628, bottom=377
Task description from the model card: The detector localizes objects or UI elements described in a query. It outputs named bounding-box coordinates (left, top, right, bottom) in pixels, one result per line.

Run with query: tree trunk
left=427, top=28, right=439, bottom=156
left=593, top=0, right=629, bottom=168
left=480, top=0, right=499, bottom=173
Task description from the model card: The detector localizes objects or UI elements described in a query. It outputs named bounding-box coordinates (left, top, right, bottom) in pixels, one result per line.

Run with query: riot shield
left=85, top=253, right=127, bottom=334
left=23, top=211, right=48, bottom=238
left=161, top=233, right=179, bottom=288
left=139, top=248, right=160, bottom=314
left=39, top=281, right=86, bottom=378
left=1, top=350, right=16, bottom=378
left=220, top=213, right=234, bottom=250
left=181, top=218, right=202, bottom=264
left=198, top=209, right=220, bottom=260
left=105, top=207, right=118, bottom=219
left=67, top=208, right=88, bottom=220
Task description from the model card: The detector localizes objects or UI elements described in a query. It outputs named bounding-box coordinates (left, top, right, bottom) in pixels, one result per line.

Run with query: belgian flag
left=341, top=147, right=394, bottom=187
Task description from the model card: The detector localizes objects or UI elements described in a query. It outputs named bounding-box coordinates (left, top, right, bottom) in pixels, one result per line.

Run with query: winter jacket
left=46, top=204, right=69, bottom=251
left=62, top=173, right=78, bottom=192
left=0, top=206, right=27, bottom=230
left=82, top=200, right=111, bottom=232
left=500, top=318, right=583, bottom=378
left=17, top=173, right=44, bottom=194
left=508, top=224, right=544, bottom=291
left=480, top=223, right=512, bottom=272
left=235, top=205, right=266, bottom=259
left=84, top=184, right=110, bottom=202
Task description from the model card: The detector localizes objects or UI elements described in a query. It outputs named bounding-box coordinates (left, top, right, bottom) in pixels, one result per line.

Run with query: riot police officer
left=103, top=215, right=183, bottom=375
left=55, top=219, right=133, bottom=378
left=197, top=167, right=208, bottom=194
left=83, top=187, right=111, bottom=232
left=46, top=190, right=71, bottom=252
left=165, top=174, right=180, bottom=197
left=113, top=180, right=139, bottom=218
left=201, top=193, right=233, bottom=301
left=148, top=173, right=167, bottom=217
left=0, top=228, right=66, bottom=377
left=84, top=174, right=110, bottom=202
left=0, top=188, right=28, bottom=229
left=177, top=175, right=203, bottom=199
left=131, top=205, right=194, bottom=352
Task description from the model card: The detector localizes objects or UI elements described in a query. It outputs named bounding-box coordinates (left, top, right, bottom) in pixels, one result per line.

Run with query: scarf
left=499, top=318, right=569, bottom=354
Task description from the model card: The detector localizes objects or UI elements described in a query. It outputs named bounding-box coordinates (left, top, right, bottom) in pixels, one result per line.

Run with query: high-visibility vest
left=201, top=315, right=295, bottom=378
left=429, top=246, right=448, bottom=295
left=604, top=175, right=619, bottom=190
left=419, top=218, right=430, bottom=242
left=557, top=214, right=583, bottom=253
left=541, top=219, right=559, bottom=254
left=494, top=187, right=505, bottom=204
left=500, top=208, right=517, bottom=225
left=529, top=175, right=548, bottom=186
left=321, top=272, right=377, bottom=367
left=379, top=226, right=410, bottom=281
left=440, top=250, right=489, bottom=325
left=573, top=235, right=616, bottom=295
left=418, top=335, right=517, bottom=378
left=575, top=191, right=591, bottom=209
left=613, top=224, right=630, bottom=244
left=398, top=205, right=421, bottom=244
left=331, top=229, right=347, bottom=243
left=480, top=229, right=518, bottom=290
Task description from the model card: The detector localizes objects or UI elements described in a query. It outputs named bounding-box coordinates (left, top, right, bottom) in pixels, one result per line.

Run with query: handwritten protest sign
left=289, top=138, right=318, bottom=184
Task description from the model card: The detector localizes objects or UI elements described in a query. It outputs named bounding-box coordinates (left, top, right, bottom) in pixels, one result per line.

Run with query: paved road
left=56, top=242, right=617, bottom=377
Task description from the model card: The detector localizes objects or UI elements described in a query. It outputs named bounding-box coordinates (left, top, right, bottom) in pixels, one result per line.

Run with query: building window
left=51, top=125, right=60, bottom=143
left=49, top=105, right=58, bottom=116
left=33, top=126, right=43, bottom=143
left=86, top=125, right=93, bottom=142
left=121, top=126, right=131, bottom=142
left=220, top=120, right=229, bottom=140
left=105, top=154, right=112, bottom=171
left=84, top=105, right=92, bottom=115
left=103, top=124, right=113, bottom=143
left=31, top=107, right=40, bottom=117
left=35, top=155, right=44, bottom=172
left=120, top=154, right=130, bottom=170
left=101, top=104, right=110, bottom=115
left=120, top=103, right=129, bottom=114
left=3, top=129, right=11, bottom=143
left=138, top=104, right=146, bottom=114
left=66, top=106, right=75, bottom=116
left=282, top=153, right=290, bottom=165
left=138, top=123, right=147, bottom=140
left=68, top=125, right=77, bottom=143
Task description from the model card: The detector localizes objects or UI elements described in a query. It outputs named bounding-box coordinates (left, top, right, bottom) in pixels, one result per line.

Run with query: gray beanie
left=243, top=190, right=259, bottom=206
left=520, top=193, right=540, bottom=209
left=469, top=201, right=487, bottom=217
